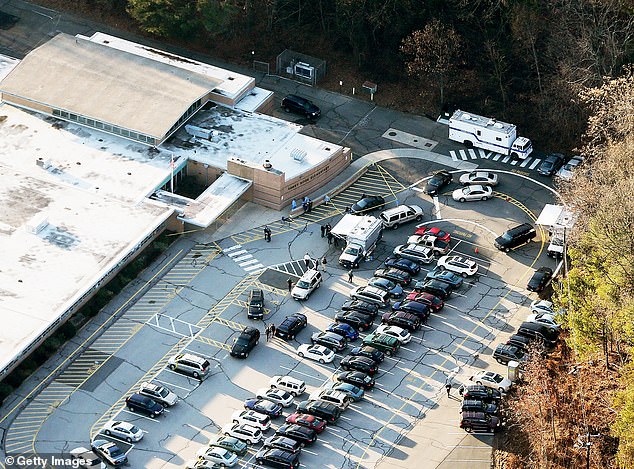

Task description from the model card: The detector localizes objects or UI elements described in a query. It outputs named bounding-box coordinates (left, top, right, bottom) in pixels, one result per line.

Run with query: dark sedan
left=349, top=345, right=385, bottom=363
left=336, top=371, right=375, bottom=389
left=424, top=170, right=452, bottom=195
left=392, top=300, right=431, bottom=320
left=384, top=256, right=421, bottom=275
left=244, top=398, right=283, bottom=418
left=341, top=299, right=379, bottom=317
left=340, top=355, right=378, bottom=375
left=335, top=310, right=374, bottom=331
left=381, top=310, right=421, bottom=331
left=414, top=279, right=453, bottom=299
left=230, top=326, right=260, bottom=358
left=350, top=195, right=386, bottom=214
left=423, top=268, right=464, bottom=288
left=538, top=153, right=565, bottom=176
left=406, top=291, right=444, bottom=312
left=373, top=268, right=412, bottom=286
left=275, top=424, right=318, bottom=445
left=527, top=267, right=553, bottom=292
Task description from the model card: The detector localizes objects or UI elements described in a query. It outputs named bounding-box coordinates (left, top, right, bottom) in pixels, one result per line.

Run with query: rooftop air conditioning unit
left=291, top=148, right=307, bottom=162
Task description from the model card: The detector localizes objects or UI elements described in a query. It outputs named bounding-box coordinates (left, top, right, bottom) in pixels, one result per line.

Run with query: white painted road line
left=510, top=158, right=519, bottom=165
left=433, top=196, right=441, bottom=219
left=450, top=150, right=459, bottom=162
left=468, top=149, right=477, bottom=159
left=233, top=254, right=253, bottom=262
left=239, top=259, right=259, bottom=266
left=478, top=149, right=488, bottom=158
left=519, top=158, right=531, bottom=167
left=244, top=263, right=264, bottom=271
left=223, top=244, right=242, bottom=252
left=459, top=149, right=468, bottom=160
left=492, top=153, right=501, bottom=161
left=228, top=249, right=248, bottom=257
left=529, top=158, right=541, bottom=169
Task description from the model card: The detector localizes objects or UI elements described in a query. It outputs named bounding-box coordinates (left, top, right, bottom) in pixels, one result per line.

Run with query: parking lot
left=7, top=157, right=559, bottom=469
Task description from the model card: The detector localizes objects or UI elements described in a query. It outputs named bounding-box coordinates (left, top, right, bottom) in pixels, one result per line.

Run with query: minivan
left=167, top=353, right=210, bottom=379
left=291, top=269, right=322, bottom=300
left=517, top=321, right=559, bottom=347
left=494, top=223, right=536, bottom=252
left=380, top=205, right=424, bottom=229
left=125, top=393, right=164, bottom=418
left=460, top=411, right=500, bottom=432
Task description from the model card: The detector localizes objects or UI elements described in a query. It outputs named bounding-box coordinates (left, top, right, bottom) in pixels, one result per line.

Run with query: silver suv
left=350, top=286, right=390, bottom=308
left=167, top=353, right=210, bottom=380
left=291, top=269, right=322, bottom=300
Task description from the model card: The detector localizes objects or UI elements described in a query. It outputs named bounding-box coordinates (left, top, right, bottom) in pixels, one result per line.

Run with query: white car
left=269, top=375, right=306, bottom=396
left=437, top=255, right=478, bottom=277
left=138, top=381, right=178, bottom=407
left=231, top=409, right=271, bottom=431
left=196, top=446, right=239, bottom=467
left=393, top=244, right=434, bottom=264
left=297, top=344, right=335, bottom=364
left=222, top=422, right=263, bottom=444
left=69, top=447, right=106, bottom=469
left=459, top=171, right=499, bottom=186
left=376, top=324, right=411, bottom=344
left=255, top=388, right=295, bottom=407
left=102, top=420, right=143, bottom=443
left=556, top=155, right=584, bottom=180
left=452, top=185, right=493, bottom=202
left=526, top=312, right=561, bottom=330
left=308, top=389, right=351, bottom=410
left=471, top=371, right=512, bottom=392
left=530, top=299, right=553, bottom=314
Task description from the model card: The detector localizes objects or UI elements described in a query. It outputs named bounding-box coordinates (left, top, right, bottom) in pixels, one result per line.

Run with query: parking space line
left=119, top=410, right=161, bottom=423
left=153, top=379, right=196, bottom=392
left=433, top=196, right=441, bottom=219
left=279, top=365, right=324, bottom=382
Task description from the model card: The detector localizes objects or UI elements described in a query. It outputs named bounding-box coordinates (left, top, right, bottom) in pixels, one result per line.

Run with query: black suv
left=311, top=331, right=347, bottom=351
left=517, top=321, right=559, bottom=348
left=247, top=288, right=264, bottom=319
left=381, top=311, right=421, bottom=331
left=493, top=344, right=526, bottom=365
left=341, top=300, right=379, bottom=317
left=281, top=94, right=321, bottom=119
left=350, top=195, right=386, bottom=214
left=494, top=223, right=536, bottom=252
left=335, top=310, right=373, bottom=331
left=460, top=411, right=500, bottom=432
left=460, top=385, right=501, bottom=403
left=415, top=279, right=452, bottom=300
left=349, top=346, right=384, bottom=363
left=125, top=393, right=164, bottom=418
left=230, top=326, right=260, bottom=358
left=538, top=153, right=565, bottom=176
left=276, top=313, right=308, bottom=340
left=461, top=399, right=499, bottom=415
left=255, top=448, right=301, bottom=469
left=340, top=355, right=378, bottom=375
left=275, top=424, right=317, bottom=445
left=296, top=400, right=341, bottom=422
left=506, top=334, right=533, bottom=351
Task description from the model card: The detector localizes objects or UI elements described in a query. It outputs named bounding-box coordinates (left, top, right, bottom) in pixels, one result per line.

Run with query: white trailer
left=449, top=110, right=533, bottom=159
left=333, top=215, right=383, bottom=268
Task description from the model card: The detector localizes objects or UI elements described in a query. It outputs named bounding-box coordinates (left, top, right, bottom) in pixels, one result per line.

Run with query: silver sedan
left=452, top=185, right=493, bottom=202
left=459, top=171, right=499, bottom=186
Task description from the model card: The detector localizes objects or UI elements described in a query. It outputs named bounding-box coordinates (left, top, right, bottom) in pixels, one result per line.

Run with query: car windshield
left=491, top=374, right=503, bottom=383
left=356, top=199, right=369, bottom=208
left=297, top=280, right=310, bottom=288
left=236, top=337, right=250, bottom=346
left=157, top=387, right=168, bottom=397
left=500, top=232, right=513, bottom=241
left=108, top=447, right=123, bottom=458
left=129, top=425, right=140, bottom=433
left=345, top=246, right=360, bottom=255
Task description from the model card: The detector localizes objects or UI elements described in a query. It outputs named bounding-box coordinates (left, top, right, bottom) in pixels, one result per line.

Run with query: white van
left=380, top=205, right=423, bottom=229
left=269, top=375, right=306, bottom=396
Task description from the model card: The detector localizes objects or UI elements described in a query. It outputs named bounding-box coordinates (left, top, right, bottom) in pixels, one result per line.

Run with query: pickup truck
left=406, top=234, right=450, bottom=256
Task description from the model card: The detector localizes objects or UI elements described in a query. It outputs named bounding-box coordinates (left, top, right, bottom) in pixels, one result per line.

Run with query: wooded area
left=31, top=1, right=634, bottom=467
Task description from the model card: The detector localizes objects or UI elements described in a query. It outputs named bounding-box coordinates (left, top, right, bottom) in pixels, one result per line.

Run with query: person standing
left=291, top=199, right=297, bottom=211
left=327, top=231, right=333, bottom=245
left=348, top=270, right=354, bottom=283
left=265, top=324, right=270, bottom=341
left=321, top=256, right=327, bottom=272
left=304, top=252, right=312, bottom=269
left=270, top=324, right=276, bottom=338
left=324, top=194, right=331, bottom=204
left=264, top=226, right=271, bottom=242
left=445, top=383, right=451, bottom=397
left=320, top=225, right=326, bottom=238
left=287, top=277, right=293, bottom=292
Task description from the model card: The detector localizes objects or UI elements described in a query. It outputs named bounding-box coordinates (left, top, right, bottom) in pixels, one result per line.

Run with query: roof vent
left=291, top=148, right=307, bottom=161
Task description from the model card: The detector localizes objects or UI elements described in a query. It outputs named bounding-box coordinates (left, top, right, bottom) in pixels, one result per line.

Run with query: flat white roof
left=85, top=32, right=254, bottom=103
left=164, top=107, right=343, bottom=180
left=0, top=104, right=174, bottom=375
left=0, top=54, right=19, bottom=81
left=451, top=110, right=515, bottom=134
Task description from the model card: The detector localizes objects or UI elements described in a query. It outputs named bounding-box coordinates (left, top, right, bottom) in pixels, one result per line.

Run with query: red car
left=413, top=226, right=451, bottom=243
left=406, top=291, right=444, bottom=312
left=285, top=413, right=327, bottom=433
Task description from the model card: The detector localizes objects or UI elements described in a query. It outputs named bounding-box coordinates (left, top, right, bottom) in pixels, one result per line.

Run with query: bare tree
left=400, top=19, right=463, bottom=109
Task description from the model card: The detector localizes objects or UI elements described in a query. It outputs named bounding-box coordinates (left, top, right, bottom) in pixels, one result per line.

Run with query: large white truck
left=449, top=110, right=533, bottom=159
left=332, top=215, right=383, bottom=269
left=535, top=204, right=577, bottom=258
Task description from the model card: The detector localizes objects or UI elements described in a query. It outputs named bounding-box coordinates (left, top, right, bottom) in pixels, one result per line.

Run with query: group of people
left=302, top=196, right=313, bottom=213
left=265, top=323, right=276, bottom=341
left=320, top=223, right=333, bottom=242
left=304, top=252, right=327, bottom=271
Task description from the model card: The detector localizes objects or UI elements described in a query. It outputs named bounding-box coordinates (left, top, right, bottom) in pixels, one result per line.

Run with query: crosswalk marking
left=233, top=254, right=252, bottom=262
left=519, top=158, right=531, bottom=167
left=529, top=159, right=541, bottom=169
left=459, top=149, right=468, bottom=160
left=223, top=244, right=242, bottom=253
left=468, top=149, right=477, bottom=159
left=240, top=259, right=259, bottom=267
left=501, top=156, right=511, bottom=163
left=510, top=159, right=519, bottom=165
left=450, top=150, right=459, bottom=161
left=492, top=154, right=501, bottom=161
left=478, top=149, right=489, bottom=159
left=244, top=263, right=265, bottom=272
left=227, top=249, right=247, bottom=257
